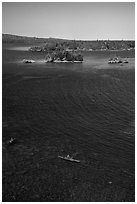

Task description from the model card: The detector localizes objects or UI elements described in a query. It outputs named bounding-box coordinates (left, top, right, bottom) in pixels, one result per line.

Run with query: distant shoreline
left=5, top=45, right=135, bottom=52
left=2, top=34, right=135, bottom=52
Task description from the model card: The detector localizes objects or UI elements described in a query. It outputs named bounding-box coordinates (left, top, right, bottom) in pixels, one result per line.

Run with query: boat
left=108, top=58, right=115, bottom=64
left=108, top=57, right=122, bottom=64
left=123, top=59, right=128, bottom=63
left=58, top=155, right=80, bottom=163
left=8, top=137, right=16, bottom=144
left=23, top=59, right=35, bottom=63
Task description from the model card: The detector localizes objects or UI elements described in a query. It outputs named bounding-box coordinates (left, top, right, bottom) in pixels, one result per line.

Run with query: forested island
left=45, top=51, right=83, bottom=62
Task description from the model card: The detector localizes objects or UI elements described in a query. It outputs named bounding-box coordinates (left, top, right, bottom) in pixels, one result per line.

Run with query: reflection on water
left=7, top=46, right=31, bottom=51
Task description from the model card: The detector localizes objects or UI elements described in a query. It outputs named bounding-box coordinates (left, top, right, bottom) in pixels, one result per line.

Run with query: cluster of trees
left=29, top=41, right=78, bottom=52
left=45, top=50, right=83, bottom=62
left=29, top=40, right=135, bottom=52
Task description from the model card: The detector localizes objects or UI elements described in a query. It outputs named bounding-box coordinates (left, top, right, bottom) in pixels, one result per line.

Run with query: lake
left=2, top=44, right=135, bottom=202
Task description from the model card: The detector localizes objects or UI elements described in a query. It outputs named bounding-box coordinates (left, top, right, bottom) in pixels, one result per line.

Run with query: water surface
left=2, top=45, right=135, bottom=202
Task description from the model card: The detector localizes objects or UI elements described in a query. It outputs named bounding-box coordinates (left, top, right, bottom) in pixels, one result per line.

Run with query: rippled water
left=2, top=45, right=135, bottom=201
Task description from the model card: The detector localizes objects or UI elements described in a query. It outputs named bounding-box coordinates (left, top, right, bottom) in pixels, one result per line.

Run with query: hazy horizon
left=2, top=32, right=135, bottom=41
left=2, top=2, right=135, bottom=41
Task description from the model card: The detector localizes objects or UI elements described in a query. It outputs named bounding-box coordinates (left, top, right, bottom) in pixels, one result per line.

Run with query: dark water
left=2, top=45, right=135, bottom=201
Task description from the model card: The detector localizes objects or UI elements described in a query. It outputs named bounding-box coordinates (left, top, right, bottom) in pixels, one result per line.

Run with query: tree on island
left=45, top=50, right=83, bottom=62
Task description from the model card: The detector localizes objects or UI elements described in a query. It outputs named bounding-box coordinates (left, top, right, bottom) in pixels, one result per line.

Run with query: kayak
left=58, top=155, right=80, bottom=163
